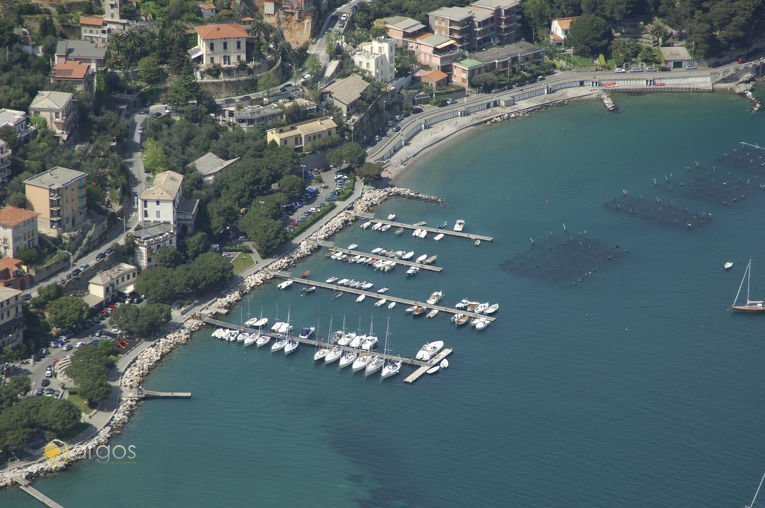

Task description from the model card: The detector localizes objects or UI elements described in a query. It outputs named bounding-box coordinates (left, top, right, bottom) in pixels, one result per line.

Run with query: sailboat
left=731, top=259, right=765, bottom=312
left=314, top=317, right=331, bottom=362
left=365, top=318, right=389, bottom=377
left=745, top=471, right=765, bottom=508
left=380, top=331, right=401, bottom=379
left=271, top=307, right=291, bottom=352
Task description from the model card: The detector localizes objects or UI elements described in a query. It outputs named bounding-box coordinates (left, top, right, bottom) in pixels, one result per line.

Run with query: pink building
left=408, top=33, right=461, bottom=73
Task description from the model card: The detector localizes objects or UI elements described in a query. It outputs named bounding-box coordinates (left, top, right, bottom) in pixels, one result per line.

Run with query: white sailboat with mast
left=745, top=471, right=765, bottom=508
left=313, top=317, right=331, bottom=362
left=731, top=259, right=765, bottom=313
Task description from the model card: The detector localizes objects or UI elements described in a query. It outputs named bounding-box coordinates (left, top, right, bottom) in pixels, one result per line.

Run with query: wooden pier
left=323, top=243, right=443, bottom=272
left=404, top=348, right=453, bottom=384
left=358, top=214, right=494, bottom=242
left=15, top=477, right=64, bottom=508
left=275, top=273, right=496, bottom=322
left=202, top=317, right=447, bottom=369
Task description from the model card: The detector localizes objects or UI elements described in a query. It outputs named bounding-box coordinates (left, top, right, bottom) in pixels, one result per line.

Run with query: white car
left=614, top=67, right=626, bottom=73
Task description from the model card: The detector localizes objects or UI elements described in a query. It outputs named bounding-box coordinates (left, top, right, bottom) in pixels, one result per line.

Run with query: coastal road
left=367, top=60, right=763, bottom=162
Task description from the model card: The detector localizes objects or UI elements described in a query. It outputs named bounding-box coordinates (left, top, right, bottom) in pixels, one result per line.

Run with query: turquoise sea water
left=3, top=93, right=765, bottom=507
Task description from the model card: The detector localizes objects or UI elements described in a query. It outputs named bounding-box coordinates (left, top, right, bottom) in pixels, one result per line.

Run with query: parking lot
left=283, top=166, right=352, bottom=233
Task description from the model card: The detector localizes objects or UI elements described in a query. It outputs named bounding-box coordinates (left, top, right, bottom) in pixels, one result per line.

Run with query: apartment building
left=88, top=263, right=138, bottom=302
left=0, top=109, right=36, bottom=143
left=352, top=38, right=396, bottom=83
left=322, top=74, right=370, bottom=117
left=408, top=33, right=461, bottom=73
left=0, top=140, right=9, bottom=185
left=0, top=206, right=39, bottom=258
left=428, top=0, right=521, bottom=51
left=452, top=41, right=543, bottom=86
left=130, top=223, right=176, bottom=269
left=139, top=171, right=198, bottom=232
left=55, top=40, right=108, bottom=72
left=24, top=166, right=87, bottom=235
left=0, top=286, right=23, bottom=349
left=266, top=117, right=338, bottom=150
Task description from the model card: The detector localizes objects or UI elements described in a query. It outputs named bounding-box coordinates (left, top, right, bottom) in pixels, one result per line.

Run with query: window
left=156, top=210, right=160, bottom=219
left=223, top=41, right=228, bottom=50
left=210, top=56, right=215, bottom=64
left=155, top=200, right=160, bottom=206
left=55, top=112, right=60, bottom=119
left=236, top=40, right=241, bottom=50
left=143, top=209, right=148, bottom=218
left=210, top=42, right=215, bottom=51
left=237, top=55, right=241, bottom=62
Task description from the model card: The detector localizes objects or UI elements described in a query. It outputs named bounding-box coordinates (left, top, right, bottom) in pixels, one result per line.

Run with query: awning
left=119, top=284, right=135, bottom=294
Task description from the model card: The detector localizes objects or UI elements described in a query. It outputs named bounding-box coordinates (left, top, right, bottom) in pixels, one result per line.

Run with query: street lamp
left=117, top=215, right=126, bottom=235
left=300, top=164, right=307, bottom=182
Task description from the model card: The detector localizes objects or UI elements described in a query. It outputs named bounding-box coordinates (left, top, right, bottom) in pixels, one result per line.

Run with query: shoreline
left=0, top=186, right=444, bottom=490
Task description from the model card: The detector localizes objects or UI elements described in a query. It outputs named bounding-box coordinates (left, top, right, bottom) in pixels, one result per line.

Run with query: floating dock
left=15, top=478, right=64, bottom=508
left=139, top=390, right=192, bottom=399
left=404, top=348, right=453, bottom=384
left=275, top=272, right=496, bottom=322
left=202, top=318, right=453, bottom=374
left=358, top=214, right=494, bottom=242
left=322, top=242, right=443, bottom=272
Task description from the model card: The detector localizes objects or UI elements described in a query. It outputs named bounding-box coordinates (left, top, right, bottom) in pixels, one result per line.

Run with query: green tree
left=566, top=14, right=613, bottom=58
left=46, top=297, right=89, bottom=331
left=167, top=68, right=202, bottom=108
left=278, top=175, right=304, bottom=200
left=37, top=284, right=63, bottom=303
left=257, top=71, right=279, bottom=95
left=154, top=246, right=184, bottom=268
left=185, top=231, right=210, bottom=259
left=327, top=142, right=366, bottom=169
left=66, top=343, right=114, bottom=407
left=185, top=253, right=232, bottom=295
left=471, top=72, right=499, bottom=92
left=135, top=266, right=182, bottom=302
left=305, top=55, right=322, bottom=79
left=110, top=303, right=170, bottom=336
left=109, top=304, right=140, bottom=332
left=138, top=55, right=164, bottom=84
left=239, top=215, right=287, bottom=256
left=610, top=38, right=640, bottom=66
left=356, top=162, right=384, bottom=182
left=142, top=139, right=168, bottom=174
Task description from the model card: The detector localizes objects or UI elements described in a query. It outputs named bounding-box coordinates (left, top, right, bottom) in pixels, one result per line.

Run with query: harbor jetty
left=600, top=92, right=617, bottom=112
left=322, top=242, right=444, bottom=272
left=357, top=214, right=493, bottom=242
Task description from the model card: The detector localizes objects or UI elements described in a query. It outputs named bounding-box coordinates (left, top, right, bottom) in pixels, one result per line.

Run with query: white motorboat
left=406, top=267, right=419, bottom=277
left=380, top=224, right=391, bottom=232
left=338, top=331, right=353, bottom=346
left=387, top=213, right=396, bottom=220
left=339, top=351, right=357, bottom=368
left=236, top=332, right=247, bottom=343
left=338, top=278, right=349, bottom=285
left=377, top=287, right=389, bottom=294
left=243, top=333, right=259, bottom=346
left=348, top=243, right=358, bottom=250
left=452, top=313, right=470, bottom=327
left=426, top=291, right=443, bottom=305
left=298, top=326, right=315, bottom=339
left=453, top=219, right=465, bottom=232
left=270, top=338, right=287, bottom=352
left=426, top=309, right=439, bottom=319
left=350, top=334, right=364, bottom=349
left=372, top=222, right=382, bottom=231
left=412, top=229, right=421, bottom=237
left=360, top=221, right=372, bottom=229
left=404, top=306, right=416, bottom=313
left=474, top=239, right=481, bottom=246
left=418, top=229, right=428, bottom=239
left=284, top=339, right=299, bottom=355
left=416, top=340, right=444, bottom=361
left=473, top=318, right=490, bottom=331
left=256, top=334, right=271, bottom=348
left=252, top=317, right=269, bottom=328
left=387, top=301, right=396, bottom=310
left=484, top=303, right=499, bottom=315
left=475, top=302, right=490, bottom=314
left=361, top=281, right=374, bottom=290
left=371, top=247, right=383, bottom=254
left=277, top=280, right=293, bottom=290
left=361, top=335, right=378, bottom=351
left=402, top=251, right=414, bottom=260
left=244, top=317, right=259, bottom=326
left=416, top=254, right=428, bottom=263
left=440, top=359, right=449, bottom=369
left=270, top=321, right=284, bottom=332
left=365, top=355, right=384, bottom=376
left=426, top=365, right=440, bottom=375
left=352, top=354, right=372, bottom=372
left=381, top=360, right=401, bottom=379
left=324, top=346, right=343, bottom=364
left=326, top=276, right=338, bottom=283
left=434, top=233, right=444, bottom=241
left=724, top=261, right=734, bottom=270
left=355, top=294, right=366, bottom=303
left=375, top=298, right=387, bottom=307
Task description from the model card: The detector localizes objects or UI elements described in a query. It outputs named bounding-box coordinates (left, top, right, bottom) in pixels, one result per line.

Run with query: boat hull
left=731, top=305, right=765, bottom=313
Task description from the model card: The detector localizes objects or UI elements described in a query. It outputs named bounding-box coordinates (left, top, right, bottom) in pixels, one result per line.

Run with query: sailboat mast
left=733, top=260, right=750, bottom=307
left=747, top=471, right=765, bottom=508
left=747, top=259, right=752, bottom=304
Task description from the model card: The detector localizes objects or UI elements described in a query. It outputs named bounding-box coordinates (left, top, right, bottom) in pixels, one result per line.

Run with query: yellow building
left=266, top=116, right=338, bottom=150
left=24, top=166, right=87, bottom=236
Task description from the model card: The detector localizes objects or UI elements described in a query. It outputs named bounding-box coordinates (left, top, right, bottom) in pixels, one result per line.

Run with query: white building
left=549, top=17, right=577, bottom=46
left=0, top=286, right=23, bottom=350
left=0, top=140, right=9, bottom=185
left=139, top=171, right=198, bottom=233
left=0, top=109, right=35, bottom=143
left=352, top=38, right=396, bottom=83
left=130, top=223, right=176, bottom=269
left=88, top=262, right=138, bottom=302
left=0, top=206, right=39, bottom=258
left=189, top=24, right=248, bottom=68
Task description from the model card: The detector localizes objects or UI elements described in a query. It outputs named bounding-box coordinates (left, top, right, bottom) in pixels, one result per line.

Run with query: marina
left=274, top=272, right=497, bottom=322
left=321, top=242, right=444, bottom=272
left=357, top=213, right=494, bottom=242
left=202, top=317, right=454, bottom=382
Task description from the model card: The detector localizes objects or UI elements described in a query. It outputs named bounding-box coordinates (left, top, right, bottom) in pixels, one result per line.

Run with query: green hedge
left=288, top=202, right=335, bottom=239
left=223, top=245, right=253, bottom=253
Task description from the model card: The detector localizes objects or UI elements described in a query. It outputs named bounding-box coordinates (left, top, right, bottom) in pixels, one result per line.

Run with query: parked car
left=63, top=344, right=73, bottom=351
left=95, top=253, right=105, bottom=262
left=614, top=67, right=626, bottom=73
left=436, top=101, right=448, bottom=107
left=104, top=247, right=114, bottom=256
left=411, top=106, right=424, bottom=114
left=35, top=388, right=44, bottom=397
left=41, top=379, right=50, bottom=387
left=392, top=126, right=401, bottom=132
left=71, top=268, right=82, bottom=277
